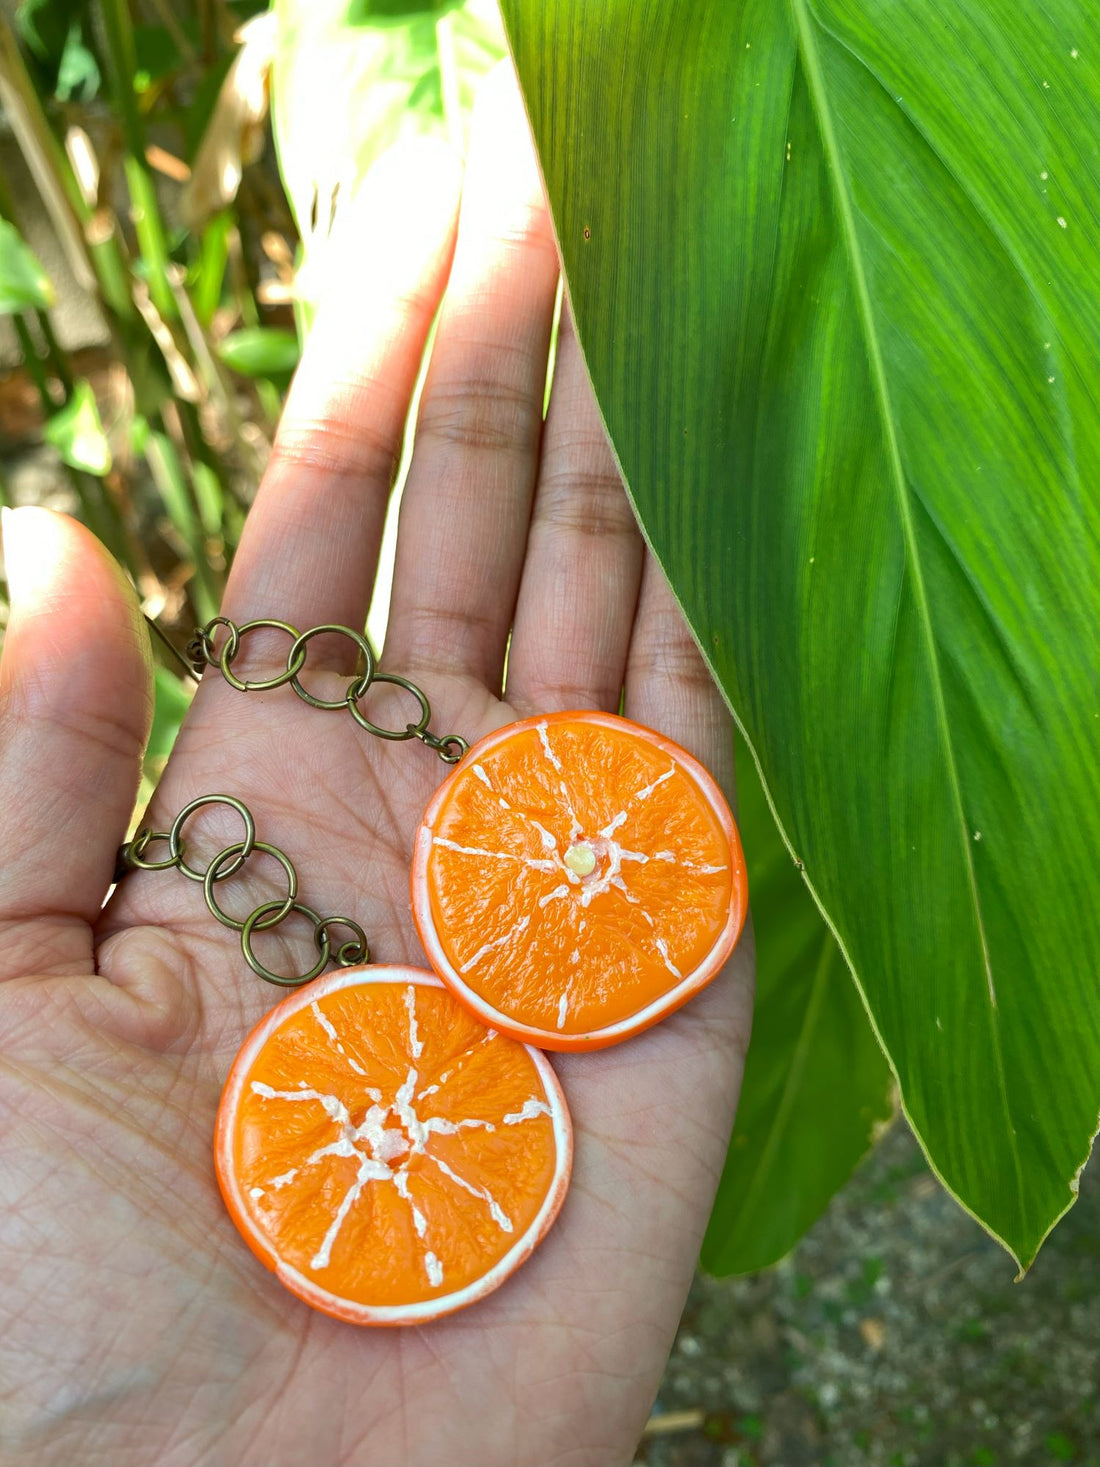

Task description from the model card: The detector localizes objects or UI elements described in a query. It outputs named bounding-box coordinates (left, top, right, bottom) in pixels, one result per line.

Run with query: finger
left=624, top=552, right=735, bottom=790
left=0, top=508, right=152, bottom=978
left=505, top=307, right=645, bottom=713
left=221, top=139, right=463, bottom=668
left=383, top=65, right=560, bottom=691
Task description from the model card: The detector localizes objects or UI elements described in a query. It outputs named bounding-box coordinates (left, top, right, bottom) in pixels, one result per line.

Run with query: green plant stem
left=33, top=309, right=74, bottom=396
left=96, top=0, right=176, bottom=321
left=0, top=17, right=135, bottom=325
left=11, top=315, right=57, bottom=409
left=143, top=423, right=220, bottom=622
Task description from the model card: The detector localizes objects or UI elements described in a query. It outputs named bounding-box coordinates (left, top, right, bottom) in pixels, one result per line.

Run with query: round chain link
left=169, top=794, right=256, bottom=882
left=346, top=671, right=431, bottom=741
left=203, top=840, right=298, bottom=933
left=117, top=796, right=370, bottom=990
left=219, top=618, right=306, bottom=693
left=287, top=624, right=375, bottom=710
left=242, top=899, right=331, bottom=986
left=314, top=915, right=370, bottom=968
left=189, top=615, right=468, bottom=764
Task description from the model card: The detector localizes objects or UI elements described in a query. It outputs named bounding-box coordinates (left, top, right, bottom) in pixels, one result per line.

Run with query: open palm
left=0, top=72, right=753, bottom=1467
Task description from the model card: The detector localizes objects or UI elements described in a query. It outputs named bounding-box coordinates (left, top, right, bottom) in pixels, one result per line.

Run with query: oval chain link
left=187, top=616, right=468, bottom=764
left=116, top=796, right=370, bottom=988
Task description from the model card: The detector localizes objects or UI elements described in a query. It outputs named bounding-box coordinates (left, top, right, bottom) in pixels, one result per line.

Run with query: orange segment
left=215, top=966, right=572, bottom=1326
left=411, top=711, right=747, bottom=1051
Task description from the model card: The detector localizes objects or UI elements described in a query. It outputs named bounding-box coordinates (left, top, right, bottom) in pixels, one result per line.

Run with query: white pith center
left=431, top=728, right=732, bottom=1032
left=564, top=842, right=597, bottom=877
left=246, top=991, right=551, bottom=1288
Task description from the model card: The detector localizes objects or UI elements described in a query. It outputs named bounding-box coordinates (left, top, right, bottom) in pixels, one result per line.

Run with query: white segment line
left=250, top=1082, right=351, bottom=1126
left=599, top=765, right=676, bottom=840
left=654, top=937, right=683, bottom=980
left=425, top=1252, right=444, bottom=1287
left=652, top=850, right=727, bottom=873
left=405, top=985, right=423, bottom=1059
left=536, top=722, right=583, bottom=838
left=539, top=883, right=572, bottom=908
left=428, top=1153, right=514, bottom=1232
left=537, top=721, right=565, bottom=774
left=310, top=1161, right=369, bottom=1270
left=422, top=1114, right=496, bottom=1136
left=634, top=766, right=676, bottom=802
left=415, top=1031, right=495, bottom=1102
left=459, top=914, right=531, bottom=973
left=473, top=763, right=560, bottom=852
left=310, top=1001, right=369, bottom=1077
left=503, top=1097, right=552, bottom=1125
left=433, top=837, right=557, bottom=873
left=394, top=1168, right=430, bottom=1241
left=557, top=994, right=568, bottom=1029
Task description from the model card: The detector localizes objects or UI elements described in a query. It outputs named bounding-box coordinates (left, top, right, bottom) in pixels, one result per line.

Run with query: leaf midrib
left=787, top=0, right=1027, bottom=1238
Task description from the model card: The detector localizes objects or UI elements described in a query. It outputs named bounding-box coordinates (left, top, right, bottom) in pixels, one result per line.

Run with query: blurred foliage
left=0, top=0, right=501, bottom=770
left=0, top=217, right=53, bottom=310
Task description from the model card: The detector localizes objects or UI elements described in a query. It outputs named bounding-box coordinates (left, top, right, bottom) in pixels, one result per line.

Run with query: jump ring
left=218, top=619, right=306, bottom=693
left=169, top=795, right=256, bottom=882
left=313, top=915, right=370, bottom=968
left=203, top=841, right=298, bottom=933
left=288, top=624, right=377, bottom=710
left=241, top=899, right=330, bottom=987
left=436, top=734, right=469, bottom=764
left=346, top=672, right=431, bottom=740
left=120, top=828, right=177, bottom=872
left=201, top=616, right=240, bottom=668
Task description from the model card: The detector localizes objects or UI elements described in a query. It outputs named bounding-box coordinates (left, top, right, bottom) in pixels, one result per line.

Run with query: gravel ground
left=640, top=1124, right=1099, bottom=1467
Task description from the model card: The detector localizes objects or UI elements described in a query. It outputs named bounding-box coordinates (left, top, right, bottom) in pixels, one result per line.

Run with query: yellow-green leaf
left=0, top=218, right=54, bottom=314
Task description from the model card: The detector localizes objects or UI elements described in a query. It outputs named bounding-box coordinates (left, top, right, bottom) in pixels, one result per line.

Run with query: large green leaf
left=272, top=0, right=504, bottom=319
left=702, top=744, right=893, bottom=1276
left=501, top=0, right=1100, bottom=1267
left=0, top=217, right=54, bottom=313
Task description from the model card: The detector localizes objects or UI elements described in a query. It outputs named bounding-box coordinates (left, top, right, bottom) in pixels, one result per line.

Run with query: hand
left=0, top=69, right=753, bottom=1467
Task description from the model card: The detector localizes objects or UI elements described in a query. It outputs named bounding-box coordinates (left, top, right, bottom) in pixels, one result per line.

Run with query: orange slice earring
left=181, top=618, right=749, bottom=1051
left=116, top=797, right=571, bottom=1326
left=411, top=710, right=746, bottom=1050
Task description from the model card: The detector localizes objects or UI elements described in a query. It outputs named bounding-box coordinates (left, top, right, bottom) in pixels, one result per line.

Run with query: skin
left=0, top=69, right=754, bottom=1467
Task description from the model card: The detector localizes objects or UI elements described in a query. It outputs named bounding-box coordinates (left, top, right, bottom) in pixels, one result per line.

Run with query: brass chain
left=116, top=795, right=370, bottom=988
left=183, top=617, right=469, bottom=765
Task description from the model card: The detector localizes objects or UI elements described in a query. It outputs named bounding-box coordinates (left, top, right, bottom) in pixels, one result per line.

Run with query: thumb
left=0, top=508, right=152, bottom=978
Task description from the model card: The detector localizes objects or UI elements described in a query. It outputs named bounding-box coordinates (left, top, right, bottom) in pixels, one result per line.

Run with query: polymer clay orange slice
left=411, top=711, right=746, bottom=1051
left=215, top=966, right=571, bottom=1325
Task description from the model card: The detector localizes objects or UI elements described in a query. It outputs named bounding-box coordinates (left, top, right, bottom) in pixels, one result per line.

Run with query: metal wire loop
left=287, top=624, right=376, bottom=710
left=192, top=615, right=239, bottom=670
left=188, top=615, right=469, bottom=763
left=313, top=915, right=370, bottom=968
left=169, top=794, right=256, bottom=882
left=346, top=672, right=431, bottom=741
left=417, top=730, right=469, bottom=764
left=122, top=828, right=178, bottom=872
left=118, top=796, right=373, bottom=993
left=203, top=840, right=298, bottom=933
left=241, top=899, right=331, bottom=987
left=219, top=618, right=307, bottom=693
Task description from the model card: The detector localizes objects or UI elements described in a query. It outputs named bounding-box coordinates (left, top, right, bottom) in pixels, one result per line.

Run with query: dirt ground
left=639, top=1124, right=1099, bottom=1467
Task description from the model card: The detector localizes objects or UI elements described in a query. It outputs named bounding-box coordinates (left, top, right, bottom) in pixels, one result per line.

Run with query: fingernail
left=2, top=505, right=59, bottom=610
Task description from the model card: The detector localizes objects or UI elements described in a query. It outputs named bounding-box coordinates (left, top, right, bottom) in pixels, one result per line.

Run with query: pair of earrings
left=122, top=616, right=747, bottom=1326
